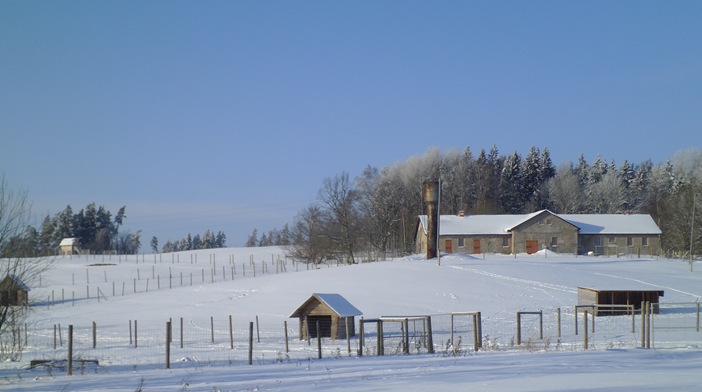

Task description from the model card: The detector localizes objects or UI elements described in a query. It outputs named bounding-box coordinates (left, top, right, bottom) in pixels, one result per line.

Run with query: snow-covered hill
left=2, top=248, right=702, bottom=391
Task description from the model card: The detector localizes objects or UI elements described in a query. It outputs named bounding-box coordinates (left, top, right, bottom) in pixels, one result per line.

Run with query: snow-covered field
left=2, top=248, right=702, bottom=391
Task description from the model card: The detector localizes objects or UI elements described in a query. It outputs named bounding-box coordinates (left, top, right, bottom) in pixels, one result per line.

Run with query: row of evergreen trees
left=158, top=230, right=227, bottom=253
left=0, top=203, right=137, bottom=257
left=245, top=226, right=292, bottom=247
left=281, top=145, right=700, bottom=263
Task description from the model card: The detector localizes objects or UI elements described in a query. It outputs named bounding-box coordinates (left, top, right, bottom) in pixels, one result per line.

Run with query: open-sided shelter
left=578, top=286, right=664, bottom=315
left=290, top=293, right=362, bottom=340
left=0, top=275, right=30, bottom=306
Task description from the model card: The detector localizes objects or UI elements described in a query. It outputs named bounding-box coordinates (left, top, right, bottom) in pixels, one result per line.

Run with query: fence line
left=39, top=254, right=365, bottom=308
left=13, top=304, right=700, bottom=376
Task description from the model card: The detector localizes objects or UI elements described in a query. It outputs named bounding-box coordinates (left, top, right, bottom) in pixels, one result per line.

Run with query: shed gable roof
left=59, top=238, right=79, bottom=246
left=290, top=293, right=362, bottom=318
left=0, top=275, right=30, bottom=291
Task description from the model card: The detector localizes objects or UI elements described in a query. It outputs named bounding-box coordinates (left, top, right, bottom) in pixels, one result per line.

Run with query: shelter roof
left=59, top=238, right=79, bottom=246
left=290, top=293, right=362, bottom=318
left=1, top=275, right=30, bottom=291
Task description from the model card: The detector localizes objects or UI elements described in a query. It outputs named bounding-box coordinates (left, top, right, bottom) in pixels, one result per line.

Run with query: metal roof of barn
left=418, top=210, right=661, bottom=236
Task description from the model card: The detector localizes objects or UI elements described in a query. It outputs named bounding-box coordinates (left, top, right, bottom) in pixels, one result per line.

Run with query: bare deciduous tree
left=0, top=175, right=53, bottom=360
left=318, top=172, right=360, bottom=264
left=288, top=204, right=331, bottom=265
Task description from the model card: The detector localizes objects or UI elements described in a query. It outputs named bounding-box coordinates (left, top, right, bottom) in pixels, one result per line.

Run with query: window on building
left=551, top=237, right=558, bottom=246
left=608, top=236, right=616, bottom=244
left=642, top=236, right=648, bottom=246
left=458, top=238, right=464, bottom=248
left=627, top=236, right=633, bottom=246
left=502, top=237, right=509, bottom=247
left=546, top=218, right=552, bottom=225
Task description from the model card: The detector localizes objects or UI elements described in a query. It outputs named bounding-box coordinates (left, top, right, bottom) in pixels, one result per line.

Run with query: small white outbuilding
left=59, top=238, right=80, bottom=255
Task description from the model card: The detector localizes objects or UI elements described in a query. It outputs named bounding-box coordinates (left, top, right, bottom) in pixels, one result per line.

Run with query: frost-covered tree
left=548, top=163, right=586, bottom=213
left=246, top=229, right=258, bottom=247
left=498, top=151, right=524, bottom=213
left=587, top=171, right=626, bottom=213
left=215, top=231, right=226, bottom=248
left=356, top=165, right=402, bottom=258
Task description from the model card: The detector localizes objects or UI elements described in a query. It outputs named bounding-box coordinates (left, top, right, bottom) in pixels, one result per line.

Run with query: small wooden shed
left=290, top=293, right=362, bottom=340
left=578, top=286, right=664, bottom=316
left=59, top=238, right=80, bottom=255
left=0, top=275, right=30, bottom=307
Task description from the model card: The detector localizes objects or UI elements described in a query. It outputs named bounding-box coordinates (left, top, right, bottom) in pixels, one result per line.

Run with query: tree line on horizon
left=157, top=230, right=227, bottom=253
left=247, top=145, right=700, bottom=264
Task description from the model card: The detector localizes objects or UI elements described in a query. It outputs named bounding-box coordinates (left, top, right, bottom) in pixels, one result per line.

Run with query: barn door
left=445, top=240, right=453, bottom=254
left=473, top=240, right=481, bottom=254
left=526, top=240, right=539, bottom=254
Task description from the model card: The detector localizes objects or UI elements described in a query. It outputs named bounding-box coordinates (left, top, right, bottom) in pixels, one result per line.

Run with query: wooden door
left=526, top=240, right=539, bottom=254
left=473, top=239, right=481, bottom=254
left=445, top=240, right=453, bottom=254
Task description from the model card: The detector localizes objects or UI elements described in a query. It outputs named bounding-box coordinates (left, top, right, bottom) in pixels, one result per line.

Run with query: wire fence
left=13, top=302, right=701, bottom=375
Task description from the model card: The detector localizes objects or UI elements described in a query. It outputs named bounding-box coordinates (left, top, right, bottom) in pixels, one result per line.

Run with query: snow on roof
left=290, top=293, right=362, bottom=318
left=560, top=214, right=662, bottom=235
left=2, top=275, right=31, bottom=291
left=418, top=211, right=661, bottom=236
left=315, top=293, right=362, bottom=316
left=59, top=238, right=79, bottom=246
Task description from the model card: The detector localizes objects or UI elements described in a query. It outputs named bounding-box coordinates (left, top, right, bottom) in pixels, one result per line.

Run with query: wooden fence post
left=472, top=314, right=479, bottom=352
left=67, top=325, right=73, bottom=376
left=516, top=313, right=522, bottom=345
left=345, top=317, right=351, bottom=354
left=403, top=318, right=410, bottom=354
left=211, top=316, right=215, bottom=343
left=641, top=301, right=646, bottom=348
left=248, top=322, right=254, bottom=365
left=229, top=315, right=234, bottom=349
left=426, top=316, right=434, bottom=354
left=316, top=320, right=322, bottom=359
left=92, top=321, right=96, bottom=349
left=256, top=315, right=260, bottom=343
left=539, top=310, right=543, bottom=340
left=358, top=317, right=364, bottom=357
left=583, top=310, right=588, bottom=350
left=284, top=321, right=289, bottom=353
left=646, top=301, right=651, bottom=349
left=166, top=321, right=171, bottom=369
left=180, top=317, right=184, bottom=348
left=377, top=320, right=384, bottom=356
left=135, top=320, right=138, bottom=348
left=557, top=308, right=561, bottom=340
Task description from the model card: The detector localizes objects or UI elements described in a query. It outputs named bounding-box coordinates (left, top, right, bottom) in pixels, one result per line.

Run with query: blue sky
left=1, top=1, right=700, bottom=246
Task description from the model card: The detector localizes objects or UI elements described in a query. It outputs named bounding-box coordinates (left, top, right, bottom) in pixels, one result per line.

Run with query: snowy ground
left=2, top=248, right=702, bottom=391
